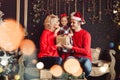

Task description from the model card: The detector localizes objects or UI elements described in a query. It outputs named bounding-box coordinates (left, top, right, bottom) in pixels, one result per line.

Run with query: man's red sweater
left=72, top=29, right=92, bottom=61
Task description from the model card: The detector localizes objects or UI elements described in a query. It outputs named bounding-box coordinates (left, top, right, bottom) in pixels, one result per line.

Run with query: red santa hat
left=71, top=12, right=86, bottom=24
left=60, top=13, right=68, bottom=19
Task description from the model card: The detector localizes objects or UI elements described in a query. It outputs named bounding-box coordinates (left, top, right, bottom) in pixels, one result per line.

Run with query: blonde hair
left=44, top=14, right=59, bottom=30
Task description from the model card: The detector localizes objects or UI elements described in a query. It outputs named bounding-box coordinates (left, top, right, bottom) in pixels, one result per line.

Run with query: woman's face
left=60, top=17, right=68, bottom=26
left=51, top=18, right=60, bottom=29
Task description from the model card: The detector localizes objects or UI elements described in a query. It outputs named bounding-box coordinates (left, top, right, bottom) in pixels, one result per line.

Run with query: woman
left=38, top=14, right=62, bottom=69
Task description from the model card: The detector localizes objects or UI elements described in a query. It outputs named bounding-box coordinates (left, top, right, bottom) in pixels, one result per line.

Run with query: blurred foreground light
left=20, top=39, right=36, bottom=56
left=1, top=60, right=8, bottom=66
left=0, top=19, right=25, bottom=51
left=0, top=67, right=3, bottom=73
left=14, top=74, right=20, bottom=80
left=36, top=62, right=44, bottom=69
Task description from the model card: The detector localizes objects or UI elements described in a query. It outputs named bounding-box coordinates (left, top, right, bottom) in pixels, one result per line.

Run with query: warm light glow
left=0, top=67, right=3, bottom=73
left=20, top=39, right=36, bottom=56
left=118, top=22, right=120, bottom=26
left=0, top=19, right=25, bottom=51
left=118, top=45, right=120, bottom=50
left=113, top=10, right=118, bottom=14
left=14, top=74, right=20, bottom=80
left=36, top=62, right=44, bottom=69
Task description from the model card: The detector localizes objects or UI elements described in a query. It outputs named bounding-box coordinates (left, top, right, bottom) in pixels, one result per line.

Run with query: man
left=63, top=12, right=92, bottom=77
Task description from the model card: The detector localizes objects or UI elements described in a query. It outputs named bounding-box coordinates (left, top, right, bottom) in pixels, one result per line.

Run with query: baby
left=57, top=13, right=73, bottom=59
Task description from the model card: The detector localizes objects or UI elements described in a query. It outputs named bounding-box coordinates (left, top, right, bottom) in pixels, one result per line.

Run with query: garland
left=112, top=0, right=120, bottom=26
left=31, top=0, right=52, bottom=26
left=31, top=0, right=120, bottom=26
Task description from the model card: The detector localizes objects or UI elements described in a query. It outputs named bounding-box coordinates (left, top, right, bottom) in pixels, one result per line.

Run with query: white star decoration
left=0, top=51, right=11, bottom=66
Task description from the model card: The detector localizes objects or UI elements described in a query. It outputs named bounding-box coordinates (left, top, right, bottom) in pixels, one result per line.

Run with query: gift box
left=56, top=35, right=70, bottom=45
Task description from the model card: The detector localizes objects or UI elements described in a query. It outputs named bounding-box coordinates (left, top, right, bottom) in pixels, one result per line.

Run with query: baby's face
left=60, top=17, right=68, bottom=26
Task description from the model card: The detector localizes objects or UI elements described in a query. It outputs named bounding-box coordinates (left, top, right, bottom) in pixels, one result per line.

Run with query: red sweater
left=38, top=30, right=59, bottom=58
left=72, top=29, right=92, bottom=61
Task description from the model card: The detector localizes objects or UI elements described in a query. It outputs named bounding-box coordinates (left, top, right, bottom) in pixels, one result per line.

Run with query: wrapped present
left=56, top=35, right=70, bottom=45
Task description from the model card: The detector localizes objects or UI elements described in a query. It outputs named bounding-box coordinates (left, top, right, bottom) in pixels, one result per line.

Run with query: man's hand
left=63, top=44, right=72, bottom=50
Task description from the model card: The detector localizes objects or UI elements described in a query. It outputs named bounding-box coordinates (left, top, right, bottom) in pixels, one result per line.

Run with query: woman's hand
left=54, top=26, right=60, bottom=36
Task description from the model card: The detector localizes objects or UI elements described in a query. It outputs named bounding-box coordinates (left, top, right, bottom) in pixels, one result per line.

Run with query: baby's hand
left=68, top=33, right=73, bottom=37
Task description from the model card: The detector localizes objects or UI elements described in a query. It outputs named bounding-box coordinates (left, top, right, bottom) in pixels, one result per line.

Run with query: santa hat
left=60, top=13, right=68, bottom=19
left=71, top=12, right=86, bottom=24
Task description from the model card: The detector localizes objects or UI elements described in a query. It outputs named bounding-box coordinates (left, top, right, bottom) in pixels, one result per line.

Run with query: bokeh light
left=0, top=19, right=25, bottom=51
left=36, top=62, right=44, bottom=69
left=20, top=39, right=36, bottom=56
left=118, top=45, right=120, bottom=50
left=109, top=42, right=115, bottom=48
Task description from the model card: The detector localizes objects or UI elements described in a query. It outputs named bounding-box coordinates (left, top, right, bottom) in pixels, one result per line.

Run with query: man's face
left=70, top=19, right=80, bottom=30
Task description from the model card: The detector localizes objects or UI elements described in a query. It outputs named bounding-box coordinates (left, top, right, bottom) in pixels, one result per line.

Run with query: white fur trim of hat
left=71, top=12, right=82, bottom=21
left=71, top=12, right=86, bottom=24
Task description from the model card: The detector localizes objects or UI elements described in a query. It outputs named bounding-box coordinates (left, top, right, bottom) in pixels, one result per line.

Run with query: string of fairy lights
left=31, top=0, right=120, bottom=25
left=112, top=0, right=120, bottom=27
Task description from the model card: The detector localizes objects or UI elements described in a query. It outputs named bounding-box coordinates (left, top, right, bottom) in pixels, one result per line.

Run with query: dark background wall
left=0, top=0, right=118, bottom=50
left=27, top=0, right=119, bottom=51
left=0, top=0, right=120, bottom=79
